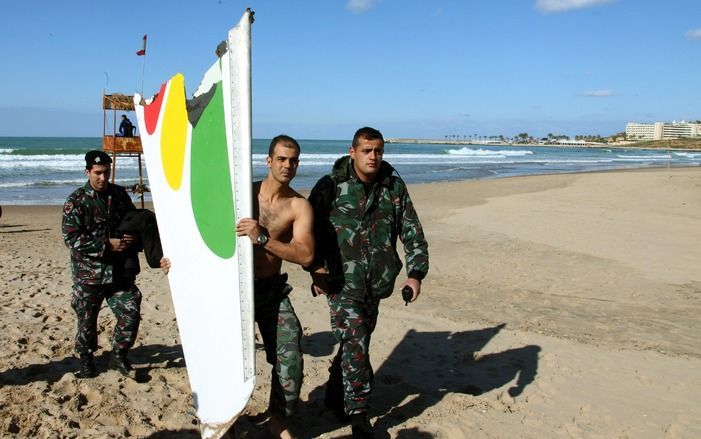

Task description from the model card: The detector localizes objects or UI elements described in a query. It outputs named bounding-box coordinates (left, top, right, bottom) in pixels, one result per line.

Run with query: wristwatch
left=256, top=232, right=269, bottom=246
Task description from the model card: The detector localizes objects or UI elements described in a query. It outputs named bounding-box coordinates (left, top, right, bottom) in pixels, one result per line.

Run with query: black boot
left=78, top=353, right=96, bottom=378
left=350, top=413, right=374, bottom=439
left=325, top=353, right=350, bottom=421
left=109, top=349, right=134, bottom=377
left=324, top=383, right=349, bottom=421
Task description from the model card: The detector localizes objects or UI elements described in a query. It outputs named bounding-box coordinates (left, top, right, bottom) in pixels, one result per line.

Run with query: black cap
left=85, top=150, right=112, bottom=167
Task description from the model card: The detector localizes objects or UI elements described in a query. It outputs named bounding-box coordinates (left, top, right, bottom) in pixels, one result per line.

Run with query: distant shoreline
left=385, top=137, right=701, bottom=151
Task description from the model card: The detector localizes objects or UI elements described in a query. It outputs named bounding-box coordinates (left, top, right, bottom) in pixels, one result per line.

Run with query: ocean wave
left=616, top=154, right=671, bottom=159
left=611, top=157, right=671, bottom=162
left=0, top=179, right=86, bottom=188
left=256, top=153, right=472, bottom=166
left=261, top=153, right=460, bottom=160
left=3, top=149, right=92, bottom=156
left=446, top=147, right=533, bottom=157
left=0, top=177, right=147, bottom=189
left=674, top=152, right=701, bottom=158
left=268, top=157, right=627, bottom=166
left=0, top=148, right=15, bottom=154
left=0, top=154, right=142, bottom=170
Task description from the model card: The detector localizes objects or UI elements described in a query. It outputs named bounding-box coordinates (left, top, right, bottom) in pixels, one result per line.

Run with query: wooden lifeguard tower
left=102, top=92, right=148, bottom=207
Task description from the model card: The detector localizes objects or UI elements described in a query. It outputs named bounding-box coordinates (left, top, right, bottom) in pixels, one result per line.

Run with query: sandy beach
left=1, top=167, right=700, bottom=438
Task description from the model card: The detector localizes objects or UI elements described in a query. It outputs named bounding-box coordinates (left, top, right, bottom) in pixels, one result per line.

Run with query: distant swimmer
left=235, top=135, right=314, bottom=439
left=62, top=150, right=168, bottom=379
left=307, top=127, right=429, bottom=439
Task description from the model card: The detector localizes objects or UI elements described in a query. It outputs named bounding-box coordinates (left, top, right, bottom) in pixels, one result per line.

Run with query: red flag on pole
left=136, top=34, right=147, bottom=56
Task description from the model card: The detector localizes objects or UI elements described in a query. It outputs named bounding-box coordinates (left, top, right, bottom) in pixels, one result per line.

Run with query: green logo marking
left=190, top=81, right=236, bottom=258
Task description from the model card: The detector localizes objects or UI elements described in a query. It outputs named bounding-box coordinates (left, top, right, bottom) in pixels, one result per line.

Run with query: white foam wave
left=0, top=154, right=142, bottom=170
left=0, top=148, right=15, bottom=154
left=616, top=154, right=671, bottom=159
left=0, top=176, right=147, bottom=189
left=256, top=153, right=453, bottom=160
left=0, top=179, right=85, bottom=188
left=674, top=152, right=701, bottom=158
left=611, top=157, right=670, bottom=162
left=254, top=156, right=622, bottom=166
left=254, top=153, right=474, bottom=166
left=446, top=147, right=533, bottom=157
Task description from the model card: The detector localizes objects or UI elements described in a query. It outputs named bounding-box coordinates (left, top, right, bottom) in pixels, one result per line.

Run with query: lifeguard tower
left=102, top=92, right=148, bottom=207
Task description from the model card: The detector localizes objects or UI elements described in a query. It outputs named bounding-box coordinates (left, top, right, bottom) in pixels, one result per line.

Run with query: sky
left=0, top=0, right=699, bottom=140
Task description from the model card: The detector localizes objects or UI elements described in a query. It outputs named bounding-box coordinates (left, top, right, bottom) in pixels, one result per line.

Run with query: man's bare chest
left=258, top=203, right=294, bottom=241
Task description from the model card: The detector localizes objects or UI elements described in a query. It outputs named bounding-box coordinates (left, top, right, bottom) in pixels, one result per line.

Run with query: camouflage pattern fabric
left=71, top=283, right=142, bottom=354
left=326, top=293, right=380, bottom=415
left=309, top=155, right=429, bottom=416
left=62, top=181, right=137, bottom=285
left=254, top=274, right=304, bottom=417
left=308, top=155, right=429, bottom=299
left=63, top=181, right=141, bottom=355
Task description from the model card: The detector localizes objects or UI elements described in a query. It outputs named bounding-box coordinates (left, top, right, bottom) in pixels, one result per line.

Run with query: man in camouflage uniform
left=236, top=135, right=315, bottom=439
left=62, top=150, right=142, bottom=379
left=307, top=127, right=429, bottom=439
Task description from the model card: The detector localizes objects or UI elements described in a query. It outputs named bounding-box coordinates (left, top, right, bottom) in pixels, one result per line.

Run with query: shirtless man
left=236, top=135, right=314, bottom=439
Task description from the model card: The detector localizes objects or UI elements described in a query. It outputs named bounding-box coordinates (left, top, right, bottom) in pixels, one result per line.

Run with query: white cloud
left=346, top=0, right=380, bottom=14
left=583, top=90, right=615, bottom=97
left=685, top=28, right=701, bottom=40
left=535, top=0, right=616, bottom=14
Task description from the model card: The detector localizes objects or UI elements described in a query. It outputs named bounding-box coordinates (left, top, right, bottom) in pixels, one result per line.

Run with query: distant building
left=555, top=139, right=588, bottom=146
left=625, top=121, right=701, bottom=141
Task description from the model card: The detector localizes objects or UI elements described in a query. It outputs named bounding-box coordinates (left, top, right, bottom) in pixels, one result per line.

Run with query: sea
left=1, top=136, right=700, bottom=205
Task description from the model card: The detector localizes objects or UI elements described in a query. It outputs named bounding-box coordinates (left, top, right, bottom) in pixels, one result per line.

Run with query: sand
left=1, top=167, right=700, bottom=438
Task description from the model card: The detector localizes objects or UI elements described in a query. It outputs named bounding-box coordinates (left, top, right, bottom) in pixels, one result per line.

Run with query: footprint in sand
left=635, top=370, right=654, bottom=386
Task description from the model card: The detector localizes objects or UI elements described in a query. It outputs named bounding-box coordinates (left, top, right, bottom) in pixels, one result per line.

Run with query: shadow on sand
left=0, top=227, right=51, bottom=234
left=3, top=325, right=539, bottom=438
left=0, top=343, right=185, bottom=386
left=282, top=323, right=540, bottom=439
left=140, top=429, right=200, bottom=438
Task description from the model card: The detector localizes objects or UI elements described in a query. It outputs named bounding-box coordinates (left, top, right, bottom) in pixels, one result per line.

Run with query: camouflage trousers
left=254, top=274, right=303, bottom=418
left=327, top=293, right=380, bottom=415
left=71, top=282, right=142, bottom=354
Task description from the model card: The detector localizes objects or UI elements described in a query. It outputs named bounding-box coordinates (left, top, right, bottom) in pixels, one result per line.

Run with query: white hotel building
left=625, top=121, right=701, bottom=141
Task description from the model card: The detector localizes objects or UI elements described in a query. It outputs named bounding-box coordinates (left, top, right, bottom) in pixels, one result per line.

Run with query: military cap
left=85, top=150, right=112, bottom=166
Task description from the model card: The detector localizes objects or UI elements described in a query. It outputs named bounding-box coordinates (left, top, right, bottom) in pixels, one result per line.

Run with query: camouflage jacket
left=62, top=181, right=136, bottom=285
left=308, top=155, right=429, bottom=299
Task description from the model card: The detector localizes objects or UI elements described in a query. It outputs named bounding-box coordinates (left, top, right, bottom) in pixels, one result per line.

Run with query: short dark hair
left=269, top=134, right=300, bottom=157
left=352, top=127, right=384, bottom=148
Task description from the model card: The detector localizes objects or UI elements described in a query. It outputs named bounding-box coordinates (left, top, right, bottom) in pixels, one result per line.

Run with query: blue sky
left=0, top=0, right=699, bottom=139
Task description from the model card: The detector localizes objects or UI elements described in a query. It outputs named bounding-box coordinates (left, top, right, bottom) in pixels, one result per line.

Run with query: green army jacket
left=62, top=182, right=135, bottom=285
left=308, top=155, right=429, bottom=299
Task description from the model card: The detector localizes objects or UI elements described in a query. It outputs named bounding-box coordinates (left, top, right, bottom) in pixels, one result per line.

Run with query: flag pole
left=140, top=52, right=146, bottom=96
left=136, top=34, right=147, bottom=96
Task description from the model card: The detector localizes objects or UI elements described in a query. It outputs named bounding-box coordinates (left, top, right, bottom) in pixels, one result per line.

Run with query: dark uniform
left=253, top=274, right=303, bottom=418
left=119, top=116, right=135, bottom=137
left=62, top=152, right=141, bottom=364
left=308, top=154, right=429, bottom=418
